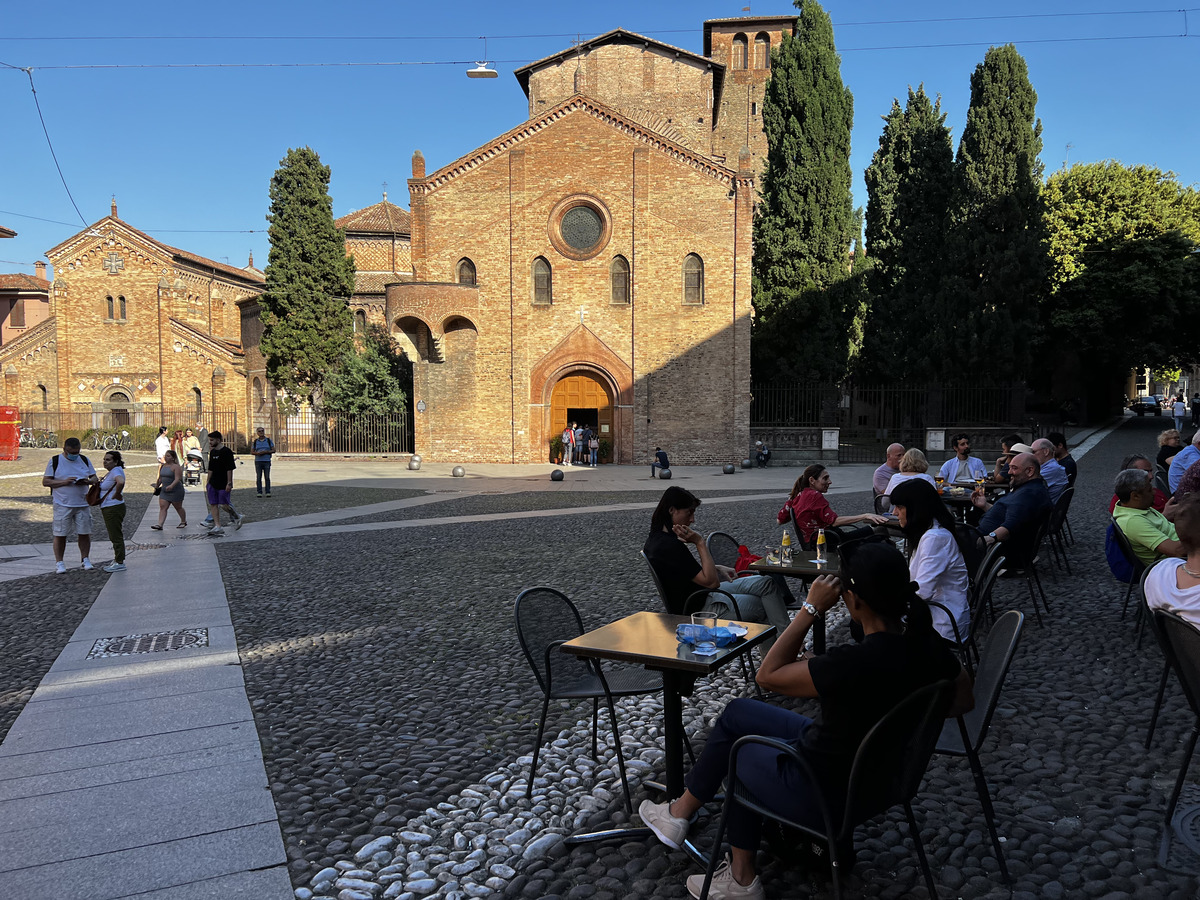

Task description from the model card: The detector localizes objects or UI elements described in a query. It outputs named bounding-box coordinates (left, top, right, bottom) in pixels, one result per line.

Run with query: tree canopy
left=260, top=147, right=357, bottom=411
left=858, top=86, right=954, bottom=380
left=322, top=323, right=412, bottom=414
left=752, top=0, right=858, bottom=381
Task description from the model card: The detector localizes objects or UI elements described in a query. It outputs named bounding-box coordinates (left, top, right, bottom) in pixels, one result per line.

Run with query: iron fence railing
left=271, top=409, right=412, bottom=455
left=751, top=382, right=1026, bottom=430
left=15, top=409, right=240, bottom=451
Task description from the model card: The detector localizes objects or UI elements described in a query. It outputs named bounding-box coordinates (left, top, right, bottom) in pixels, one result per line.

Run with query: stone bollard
left=451, top=466, right=465, bottom=478
left=408, top=454, right=422, bottom=471
left=659, top=468, right=672, bottom=480
left=742, top=458, right=754, bottom=469
left=550, top=469, right=564, bottom=482
left=722, top=464, right=736, bottom=475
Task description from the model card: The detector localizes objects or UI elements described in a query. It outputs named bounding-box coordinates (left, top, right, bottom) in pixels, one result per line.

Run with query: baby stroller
left=183, top=450, right=204, bottom=486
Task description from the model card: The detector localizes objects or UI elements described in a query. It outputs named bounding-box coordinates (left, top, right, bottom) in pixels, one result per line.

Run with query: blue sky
left=1, top=1, right=1196, bottom=275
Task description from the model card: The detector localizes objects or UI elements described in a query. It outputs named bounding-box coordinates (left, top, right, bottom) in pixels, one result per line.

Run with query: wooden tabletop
left=747, top=550, right=841, bottom=579
left=560, top=611, right=775, bottom=676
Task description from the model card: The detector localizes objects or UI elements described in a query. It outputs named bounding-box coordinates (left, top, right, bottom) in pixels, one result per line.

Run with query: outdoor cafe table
left=939, top=483, right=1009, bottom=521
left=746, top=551, right=840, bottom=654
left=559, top=611, right=774, bottom=848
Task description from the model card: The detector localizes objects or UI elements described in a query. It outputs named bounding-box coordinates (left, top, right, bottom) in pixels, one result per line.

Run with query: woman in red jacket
left=779, top=464, right=887, bottom=546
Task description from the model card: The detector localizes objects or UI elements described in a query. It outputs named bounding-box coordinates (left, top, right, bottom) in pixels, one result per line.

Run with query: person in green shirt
left=1113, top=468, right=1185, bottom=566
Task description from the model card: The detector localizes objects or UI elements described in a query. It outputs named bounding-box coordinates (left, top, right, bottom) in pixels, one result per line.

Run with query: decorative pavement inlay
left=86, top=628, right=209, bottom=659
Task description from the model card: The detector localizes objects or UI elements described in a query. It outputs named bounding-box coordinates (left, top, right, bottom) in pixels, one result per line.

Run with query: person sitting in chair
left=779, top=464, right=887, bottom=547
left=972, top=452, right=1052, bottom=569
left=643, top=486, right=791, bottom=640
left=1112, top=468, right=1185, bottom=566
left=638, top=541, right=971, bottom=900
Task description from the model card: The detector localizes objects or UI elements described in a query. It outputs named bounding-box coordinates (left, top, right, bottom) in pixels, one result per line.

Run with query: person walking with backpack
left=42, top=437, right=100, bottom=574
left=561, top=424, right=575, bottom=466
left=251, top=427, right=275, bottom=497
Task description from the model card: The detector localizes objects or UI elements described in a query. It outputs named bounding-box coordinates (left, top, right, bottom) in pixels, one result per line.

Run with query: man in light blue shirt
left=1169, top=432, right=1200, bottom=493
left=1032, top=438, right=1069, bottom=502
left=938, top=432, right=987, bottom=484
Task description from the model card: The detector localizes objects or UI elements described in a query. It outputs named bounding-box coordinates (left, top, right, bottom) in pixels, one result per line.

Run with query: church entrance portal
left=551, top=372, right=613, bottom=462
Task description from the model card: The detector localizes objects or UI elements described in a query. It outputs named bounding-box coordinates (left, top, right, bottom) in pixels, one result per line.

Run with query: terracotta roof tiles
left=336, top=200, right=412, bottom=236
left=0, top=274, right=50, bottom=292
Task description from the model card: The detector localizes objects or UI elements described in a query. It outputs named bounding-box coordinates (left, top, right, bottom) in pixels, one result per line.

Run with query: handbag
left=153, top=484, right=162, bottom=496
left=88, top=480, right=118, bottom=507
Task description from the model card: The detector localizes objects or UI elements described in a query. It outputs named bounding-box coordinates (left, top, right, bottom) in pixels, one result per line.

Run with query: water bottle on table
left=815, top=528, right=827, bottom=564
left=781, top=529, right=793, bottom=566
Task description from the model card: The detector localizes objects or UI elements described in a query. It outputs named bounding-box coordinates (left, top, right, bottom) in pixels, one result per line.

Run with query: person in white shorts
left=42, top=436, right=100, bottom=574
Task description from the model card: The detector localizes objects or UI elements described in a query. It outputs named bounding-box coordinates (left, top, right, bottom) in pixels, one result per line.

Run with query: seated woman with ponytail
left=779, top=463, right=887, bottom=549
left=638, top=542, right=972, bottom=899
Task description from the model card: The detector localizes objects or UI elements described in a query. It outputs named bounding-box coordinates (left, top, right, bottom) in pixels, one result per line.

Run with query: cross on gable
left=103, top=252, right=125, bottom=275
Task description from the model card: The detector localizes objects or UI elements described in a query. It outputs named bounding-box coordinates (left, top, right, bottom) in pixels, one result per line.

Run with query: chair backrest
left=513, top=587, right=595, bottom=696
left=968, top=558, right=1006, bottom=642
left=684, top=587, right=743, bottom=620
left=1110, top=517, right=1149, bottom=577
left=1158, top=610, right=1200, bottom=719
left=959, top=610, right=1025, bottom=752
left=974, top=540, right=1006, bottom=587
left=706, top=531, right=742, bottom=570
left=788, top=505, right=815, bottom=550
left=954, top=523, right=987, bottom=578
left=640, top=549, right=680, bottom=614
left=1156, top=469, right=1170, bottom=496
left=841, top=678, right=956, bottom=836
left=1047, top=487, right=1074, bottom=534
left=873, top=493, right=888, bottom=516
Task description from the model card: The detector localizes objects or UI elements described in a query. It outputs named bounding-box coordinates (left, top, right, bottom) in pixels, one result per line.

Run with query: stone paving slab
left=108, top=866, right=294, bottom=900
left=22, top=656, right=247, bottom=711
left=0, top=822, right=288, bottom=900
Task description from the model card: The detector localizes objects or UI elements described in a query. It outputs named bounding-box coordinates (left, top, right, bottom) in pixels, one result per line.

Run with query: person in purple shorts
left=204, top=431, right=244, bottom=536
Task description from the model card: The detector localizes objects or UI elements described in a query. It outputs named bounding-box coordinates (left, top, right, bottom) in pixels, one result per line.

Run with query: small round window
left=561, top=206, right=603, bottom=254
left=548, top=196, right=612, bottom=261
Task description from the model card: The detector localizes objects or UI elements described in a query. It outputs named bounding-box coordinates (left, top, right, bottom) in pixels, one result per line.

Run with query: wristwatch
left=987, top=531, right=998, bottom=543
left=801, top=600, right=822, bottom=618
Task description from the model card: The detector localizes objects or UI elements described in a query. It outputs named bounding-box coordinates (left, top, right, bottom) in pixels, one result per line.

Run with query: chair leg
left=591, top=698, right=599, bottom=762
left=1121, top=579, right=1136, bottom=619
left=1064, top=516, right=1074, bottom=546
left=1164, top=726, right=1200, bottom=825
left=684, top=730, right=696, bottom=765
left=1146, top=661, right=1172, bottom=750
left=527, top=695, right=551, bottom=801
left=698, top=794, right=734, bottom=900
left=967, top=746, right=1011, bottom=884
left=601, top=691, right=634, bottom=814
left=904, top=801, right=939, bottom=899
left=1056, top=533, right=1072, bottom=576
left=1032, top=565, right=1050, bottom=612
left=1025, top=573, right=1044, bottom=626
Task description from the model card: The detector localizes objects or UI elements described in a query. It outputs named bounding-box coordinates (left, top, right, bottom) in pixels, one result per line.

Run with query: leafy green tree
left=261, top=147, right=357, bottom=412
left=1042, top=162, right=1200, bottom=412
left=939, top=44, right=1046, bottom=380
left=858, top=86, right=955, bottom=380
left=752, top=0, right=857, bottom=381
left=322, top=323, right=412, bottom=414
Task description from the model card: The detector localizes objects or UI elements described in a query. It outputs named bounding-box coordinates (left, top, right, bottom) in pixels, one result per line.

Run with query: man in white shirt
left=937, top=433, right=987, bottom=484
left=1031, top=438, right=1069, bottom=502
left=154, top=425, right=171, bottom=463
left=41, top=437, right=100, bottom=574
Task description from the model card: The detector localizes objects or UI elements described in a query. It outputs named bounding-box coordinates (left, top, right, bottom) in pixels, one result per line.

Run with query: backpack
left=1105, top=522, right=1136, bottom=583
left=49, top=453, right=92, bottom=495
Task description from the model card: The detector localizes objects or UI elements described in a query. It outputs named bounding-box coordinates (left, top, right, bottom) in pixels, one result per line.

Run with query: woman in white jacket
left=889, top=477, right=971, bottom=644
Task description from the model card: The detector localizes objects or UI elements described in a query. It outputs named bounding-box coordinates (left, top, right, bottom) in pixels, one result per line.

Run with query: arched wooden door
left=550, top=372, right=614, bottom=461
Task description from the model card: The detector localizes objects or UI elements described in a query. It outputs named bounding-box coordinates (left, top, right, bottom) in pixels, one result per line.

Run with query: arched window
left=193, top=387, right=203, bottom=419
left=118, top=296, right=127, bottom=320
left=353, top=309, right=367, bottom=332
left=106, top=295, right=114, bottom=319
left=732, top=34, right=748, bottom=70
left=610, top=256, right=630, bottom=305
left=532, top=257, right=552, bottom=305
left=753, top=33, right=770, bottom=68
left=683, top=254, right=704, bottom=305
left=36, top=384, right=47, bottom=410
left=457, top=258, right=477, bottom=286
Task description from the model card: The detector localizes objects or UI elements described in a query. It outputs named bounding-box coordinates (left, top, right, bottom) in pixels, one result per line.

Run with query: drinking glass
left=692, top=612, right=718, bottom=654
left=935, top=475, right=945, bottom=494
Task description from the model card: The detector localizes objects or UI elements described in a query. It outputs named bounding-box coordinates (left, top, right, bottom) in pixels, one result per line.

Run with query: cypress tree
left=752, top=0, right=856, bottom=382
left=261, top=147, right=357, bottom=412
left=859, top=86, right=955, bottom=380
left=940, top=44, right=1046, bottom=380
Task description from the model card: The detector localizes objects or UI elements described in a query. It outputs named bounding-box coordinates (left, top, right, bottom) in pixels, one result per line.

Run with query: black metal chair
left=954, top=523, right=988, bottom=584
left=1110, top=517, right=1150, bottom=620
left=514, top=587, right=662, bottom=813
left=705, top=531, right=743, bottom=570
left=1011, top=510, right=1052, bottom=626
left=934, top=610, right=1026, bottom=886
left=1045, top=487, right=1075, bottom=575
left=684, top=588, right=761, bottom=696
left=697, top=679, right=957, bottom=900
left=1152, top=610, right=1200, bottom=839
left=1144, top=563, right=1177, bottom=749
left=966, top=552, right=1007, bottom=660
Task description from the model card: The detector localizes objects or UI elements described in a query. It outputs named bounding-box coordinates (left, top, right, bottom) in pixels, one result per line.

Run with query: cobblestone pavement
left=212, top=416, right=1200, bottom=900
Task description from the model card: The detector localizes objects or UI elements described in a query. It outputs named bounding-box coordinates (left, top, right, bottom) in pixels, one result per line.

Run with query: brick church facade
left=0, top=200, right=263, bottom=433
left=380, top=16, right=794, bottom=464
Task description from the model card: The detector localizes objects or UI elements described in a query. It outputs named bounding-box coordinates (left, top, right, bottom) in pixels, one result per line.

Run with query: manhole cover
left=127, top=542, right=168, bottom=551
left=1161, top=783, right=1200, bottom=874
left=87, top=628, right=209, bottom=659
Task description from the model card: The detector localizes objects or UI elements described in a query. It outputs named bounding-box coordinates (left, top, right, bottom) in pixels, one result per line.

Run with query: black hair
left=158, top=426, right=168, bottom=435
left=105, top=449, right=124, bottom=468
left=63, top=436, right=81, bottom=450
left=950, top=432, right=971, bottom=448
left=1120, top=453, right=1150, bottom=470
left=650, top=486, right=700, bottom=532
left=888, top=478, right=957, bottom=544
left=209, top=430, right=223, bottom=442
left=1047, top=432, right=1068, bottom=450
left=1001, top=433, right=1023, bottom=452
left=789, top=463, right=826, bottom=501
left=840, top=541, right=934, bottom=639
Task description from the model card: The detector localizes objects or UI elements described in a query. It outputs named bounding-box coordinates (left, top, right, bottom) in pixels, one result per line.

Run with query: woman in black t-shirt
left=638, top=542, right=969, bottom=899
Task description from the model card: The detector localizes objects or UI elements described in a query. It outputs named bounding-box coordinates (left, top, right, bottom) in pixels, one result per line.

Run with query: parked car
left=1130, top=395, right=1164, bottom=416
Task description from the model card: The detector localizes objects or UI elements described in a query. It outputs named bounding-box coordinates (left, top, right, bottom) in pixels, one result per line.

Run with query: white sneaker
left=686, top=856, right=764, bottom=900
left=233, top=515, right=244, bottom=531
left=639, top=799, right=689, bottom=850
left=55, top=561, right=66, bottom=574
left=203, top=522, right=215, bottom=531
left=103, top=562, right=126, bottom=573
left=81, top=558, right=94, bottom=571
left=207, top=528, right=225, bottom=536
